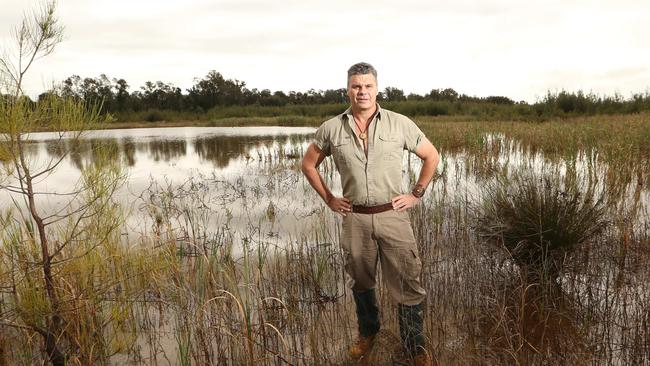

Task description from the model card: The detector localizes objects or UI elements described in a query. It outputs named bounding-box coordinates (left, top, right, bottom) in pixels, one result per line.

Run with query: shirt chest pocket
left=378, top=134, right=403, bottom=161
left=332, top=137, right=351, bottom=166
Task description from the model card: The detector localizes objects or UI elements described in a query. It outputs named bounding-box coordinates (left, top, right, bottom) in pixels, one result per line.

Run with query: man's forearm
left=415, top=155, right=439, bottom=190
left=302, top=166, right=334, bottom=203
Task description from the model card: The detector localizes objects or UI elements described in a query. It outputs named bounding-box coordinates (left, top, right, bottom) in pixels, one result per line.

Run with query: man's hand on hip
left=328, top=196, right=351, bottom=216
left=391, top=194, right=420, bottom=212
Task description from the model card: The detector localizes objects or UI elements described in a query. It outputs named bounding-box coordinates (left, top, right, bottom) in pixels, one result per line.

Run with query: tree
left=0, top=2, right=124, bottom=364
left=58, top=74, right=82, bottom=98
left=141, top=80, right=184, bottom=109
left=485, top=95, right=515, bottom=105
left=322, top=88, right=347, bottom=104
left=383, top=87, right=406, bottom=102
left=427, top=88, right=459, bottom=101
left=407, top=93, right=424, bottom=101
left=113, top=77, right=130, bottom=111
left=187, top=70, right=246, bottom=109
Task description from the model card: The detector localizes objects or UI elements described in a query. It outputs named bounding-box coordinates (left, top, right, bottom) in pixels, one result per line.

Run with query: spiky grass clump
left=476, top=172, right=608, bottom=283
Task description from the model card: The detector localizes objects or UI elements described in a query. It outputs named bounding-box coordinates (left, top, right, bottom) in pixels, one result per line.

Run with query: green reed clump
left=475, top=172, right=608, bottom=284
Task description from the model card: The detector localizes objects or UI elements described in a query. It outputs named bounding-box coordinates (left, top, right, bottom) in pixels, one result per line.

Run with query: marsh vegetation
left=1, top=114, right=649, bottom=365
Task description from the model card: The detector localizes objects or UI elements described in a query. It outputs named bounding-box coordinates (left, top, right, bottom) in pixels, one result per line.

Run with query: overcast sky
left=1, top=0, right=649, bottom=102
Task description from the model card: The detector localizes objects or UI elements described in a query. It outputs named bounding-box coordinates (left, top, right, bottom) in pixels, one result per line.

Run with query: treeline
left=22, top=70, right=650, bottom=122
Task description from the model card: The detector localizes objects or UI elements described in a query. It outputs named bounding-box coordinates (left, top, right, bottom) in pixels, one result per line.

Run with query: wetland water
left=3, top=126, right=648, bottom=240
left=1, top=127, right=331, bottom=240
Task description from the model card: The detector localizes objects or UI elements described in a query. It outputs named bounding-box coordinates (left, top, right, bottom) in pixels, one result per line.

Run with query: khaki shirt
left=313, top=104, right=426, bottom=206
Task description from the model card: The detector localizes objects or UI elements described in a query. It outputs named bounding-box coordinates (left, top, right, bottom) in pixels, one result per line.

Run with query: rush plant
left=475, top=172, right=608, bottom=284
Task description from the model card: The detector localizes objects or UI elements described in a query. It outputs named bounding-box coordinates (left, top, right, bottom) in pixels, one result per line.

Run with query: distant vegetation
left=14, top=71, right=650, bottom=124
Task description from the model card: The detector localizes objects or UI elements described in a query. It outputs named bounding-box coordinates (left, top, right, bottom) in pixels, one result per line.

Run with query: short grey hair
left=347, top=62, right=377, bottom=86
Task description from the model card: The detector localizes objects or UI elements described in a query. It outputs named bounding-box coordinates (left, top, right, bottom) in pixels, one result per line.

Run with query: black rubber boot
left=398, top=302, right=425, bottom=356
left=353, top=289, right=380, bottom=337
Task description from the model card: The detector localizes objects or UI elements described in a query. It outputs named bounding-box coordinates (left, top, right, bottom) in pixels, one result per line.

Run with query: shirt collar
left=343, top=103, right=383, bottom=120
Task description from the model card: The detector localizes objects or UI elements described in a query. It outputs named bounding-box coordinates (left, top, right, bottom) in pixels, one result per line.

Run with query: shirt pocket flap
left=333, top=137, right=351, bottom=146
left=378, top=134, right=399, bottom=143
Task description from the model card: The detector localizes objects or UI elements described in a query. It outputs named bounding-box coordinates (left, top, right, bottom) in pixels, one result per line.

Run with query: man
left=301, top=62, right=440, bottom=366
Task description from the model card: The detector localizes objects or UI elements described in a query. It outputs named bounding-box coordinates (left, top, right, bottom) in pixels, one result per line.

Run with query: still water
left=1, top=127, right=338, bottom=241
left=4, top=126, right=647, bottom=243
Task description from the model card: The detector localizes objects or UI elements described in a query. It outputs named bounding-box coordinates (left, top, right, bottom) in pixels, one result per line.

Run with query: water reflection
left=123, top=138, right=136, bottom=166
left=194, top=135, right=303, bottom=168
left=0, top=127, right=317, bottom=235
left=139, top=139, right=187, bottom=163
left=37, top=131, right=312, bottom=170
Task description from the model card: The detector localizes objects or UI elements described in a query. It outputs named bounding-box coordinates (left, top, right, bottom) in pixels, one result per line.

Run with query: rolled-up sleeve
left=313, top=125, right=331, bottom=156
left=403, top=118, right=426, bottom=153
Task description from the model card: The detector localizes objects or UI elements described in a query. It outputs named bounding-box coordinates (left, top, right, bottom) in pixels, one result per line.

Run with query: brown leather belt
left=351, top=202, right=394, bottom=214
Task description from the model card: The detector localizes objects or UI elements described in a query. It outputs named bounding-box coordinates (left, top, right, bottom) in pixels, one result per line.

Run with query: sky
left=1, top=0, right=649, bottom=103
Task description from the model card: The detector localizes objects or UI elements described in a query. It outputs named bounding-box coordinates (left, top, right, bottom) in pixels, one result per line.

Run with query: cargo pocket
left=404, top=248, right=422, bottom=280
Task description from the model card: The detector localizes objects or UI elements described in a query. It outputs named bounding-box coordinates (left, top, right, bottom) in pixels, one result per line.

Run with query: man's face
left=347, top=73, right=378, bottom=112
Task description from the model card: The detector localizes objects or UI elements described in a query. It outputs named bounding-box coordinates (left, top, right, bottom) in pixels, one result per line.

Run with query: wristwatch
left=411, top=184, right=425, bottom=198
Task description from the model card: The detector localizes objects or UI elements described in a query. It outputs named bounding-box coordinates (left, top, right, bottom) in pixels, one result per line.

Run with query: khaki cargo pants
left=340, top=209, right=426, bottom=306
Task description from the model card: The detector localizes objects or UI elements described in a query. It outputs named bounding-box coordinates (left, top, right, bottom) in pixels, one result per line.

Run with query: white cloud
left=1, top=0, right=648, bottom=102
